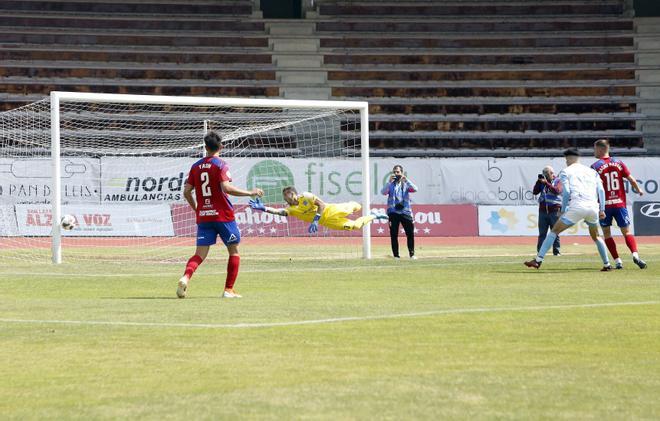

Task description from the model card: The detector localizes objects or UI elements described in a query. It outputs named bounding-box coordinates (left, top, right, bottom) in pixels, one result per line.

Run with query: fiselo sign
left=633, top=201, right=660, bottom=236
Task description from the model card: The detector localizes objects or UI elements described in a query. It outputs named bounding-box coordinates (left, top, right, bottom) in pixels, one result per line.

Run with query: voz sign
left=633, top=201, right=660, bottom=236
left=82, top=214, right=112, bottom=227
left=15, top=204, right=174, bottom=236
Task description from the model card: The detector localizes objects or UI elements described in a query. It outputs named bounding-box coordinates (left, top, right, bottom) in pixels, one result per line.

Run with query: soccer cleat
left=615, top=262, right=623, bottom=270
left=601, top=265, right=613, bottom=272
left=633, top=256, right=647, bottom=269
left=176, top=276, right=188, bottom=298
left=410, top=255, right=417, bottom=260
left=393, top=256, right=400, bottom=260
left=553, top=251, right=561, bottom=256
left=370, top=210, right=389, bottom=220
left=222, top=289, right=242, bottom=298
left=524, top=259, right=542, bottom=269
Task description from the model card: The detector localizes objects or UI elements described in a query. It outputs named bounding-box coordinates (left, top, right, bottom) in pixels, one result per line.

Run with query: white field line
left=1, top=301, right=658, bottom=329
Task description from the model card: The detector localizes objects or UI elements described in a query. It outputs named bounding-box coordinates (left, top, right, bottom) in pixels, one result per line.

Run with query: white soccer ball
left=60, top=214, right=77, bottom=230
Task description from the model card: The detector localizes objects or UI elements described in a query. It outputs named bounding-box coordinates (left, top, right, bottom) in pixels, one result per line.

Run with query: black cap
left=563, top=148, right=580, bottom=157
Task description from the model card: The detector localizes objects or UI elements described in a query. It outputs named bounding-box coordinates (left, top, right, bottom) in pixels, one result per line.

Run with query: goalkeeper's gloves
left=308, top=213, right=321, bottom=233
left=249, top=198, right=266, bottom=212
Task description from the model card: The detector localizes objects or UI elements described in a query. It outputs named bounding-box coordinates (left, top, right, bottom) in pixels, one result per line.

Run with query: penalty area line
left=1, top=300, right=658, bottom=329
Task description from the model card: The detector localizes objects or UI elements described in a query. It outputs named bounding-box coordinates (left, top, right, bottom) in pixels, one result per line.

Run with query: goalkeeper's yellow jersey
left=285, top=192, right=327, bottom=223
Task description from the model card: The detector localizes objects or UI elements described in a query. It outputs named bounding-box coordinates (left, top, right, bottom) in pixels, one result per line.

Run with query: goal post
left=35, top=91, right=370, bottom=263
left=50, top=93, right=62, bottom=263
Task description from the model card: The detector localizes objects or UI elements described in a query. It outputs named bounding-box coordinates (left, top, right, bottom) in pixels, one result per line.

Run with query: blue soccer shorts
left=196, top=221, right=241, bottom=246
left=599, top=207, right=630, bottom=228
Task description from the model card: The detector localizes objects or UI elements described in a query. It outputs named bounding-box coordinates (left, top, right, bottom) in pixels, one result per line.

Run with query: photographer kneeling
left=381, top=164, right=418, bottom=259
left=533, top=165, right=562, bottom=256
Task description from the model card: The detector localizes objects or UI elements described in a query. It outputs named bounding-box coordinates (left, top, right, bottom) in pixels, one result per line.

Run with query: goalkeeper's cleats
left=370, top=210, right=389, bottom=220
left=601, top=265, right=613, bottom=272
left=633, top=256, right=647, bottom=269
left=615, top=261, right=624, bottom=270
left=524, top=259, right=542, bottom=269
left=176, top=276, right=189, bottom=298
left=222, top=289, right=242, bottom=298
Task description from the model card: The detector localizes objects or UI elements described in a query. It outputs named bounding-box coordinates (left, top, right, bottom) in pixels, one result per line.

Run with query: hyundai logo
left=640, top=203, right=660, bottom=218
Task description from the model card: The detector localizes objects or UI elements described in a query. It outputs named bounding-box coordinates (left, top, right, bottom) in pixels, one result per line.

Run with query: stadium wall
left=2, top=157, right=659, bottom=206
left=1, top=157, right=659, bottom=237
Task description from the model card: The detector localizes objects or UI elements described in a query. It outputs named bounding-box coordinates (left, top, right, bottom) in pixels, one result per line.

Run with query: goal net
left=0, top=92, right=370, bottom=267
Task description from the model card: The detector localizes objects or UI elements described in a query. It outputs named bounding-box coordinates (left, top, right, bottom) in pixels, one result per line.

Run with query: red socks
left=604, top=237, right=619, bottom=259
left=225, top=255, right=240, bottom=290
left=624, top=234, right=638, bottom=253
left=184, top=254, right=204, bottom=279
left=183, top=254, right=240, bottom=290
left=604, top=235, right=638, bottom=258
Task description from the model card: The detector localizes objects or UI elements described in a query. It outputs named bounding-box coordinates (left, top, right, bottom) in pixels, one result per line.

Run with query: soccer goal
left=0, top=92, right=370, bottom=266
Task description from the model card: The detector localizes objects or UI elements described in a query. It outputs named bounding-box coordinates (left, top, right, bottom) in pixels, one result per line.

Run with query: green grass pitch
left=1, top=241, right=659, bottom=419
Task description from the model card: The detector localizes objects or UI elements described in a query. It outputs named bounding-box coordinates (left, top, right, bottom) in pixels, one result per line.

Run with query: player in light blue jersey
left=525, top=149, right=612, bottom=271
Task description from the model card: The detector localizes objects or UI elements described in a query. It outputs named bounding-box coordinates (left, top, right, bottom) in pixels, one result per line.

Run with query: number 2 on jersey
left=200, top=172, right=212, bottom=197
left=604, top=172, right=620, bottom=191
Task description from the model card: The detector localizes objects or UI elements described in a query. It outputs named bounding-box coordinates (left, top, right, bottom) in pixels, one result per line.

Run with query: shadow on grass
left=100, top=296, right=207, bottom=300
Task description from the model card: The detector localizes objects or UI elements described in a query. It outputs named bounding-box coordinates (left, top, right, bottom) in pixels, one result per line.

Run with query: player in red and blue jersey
left=591, top=139, right=647, bottom=269
left=177, top=131, right=263, bottom=299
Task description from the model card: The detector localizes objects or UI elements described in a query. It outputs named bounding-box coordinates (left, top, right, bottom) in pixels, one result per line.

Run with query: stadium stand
left=0, top=0, right=656, bottom=156
left=315, top=0, right=643, bottom=155
left=0, top=0, right=277, bottom=111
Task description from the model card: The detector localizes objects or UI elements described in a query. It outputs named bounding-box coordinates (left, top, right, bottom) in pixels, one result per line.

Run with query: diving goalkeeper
left=249, top=186, right=388, bottom=233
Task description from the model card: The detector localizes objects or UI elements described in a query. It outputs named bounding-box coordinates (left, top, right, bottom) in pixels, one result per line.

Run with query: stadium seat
left=315, top=0, right=641, bottom=152
left=0, top=0, right=644, bottom=153
left=0, top=0, right=278, bottom=109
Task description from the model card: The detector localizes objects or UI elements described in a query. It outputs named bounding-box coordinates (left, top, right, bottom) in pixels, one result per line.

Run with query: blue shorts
left=196, top=221, right=241, bottom=246
left=599, top=207, right=630, bottom=228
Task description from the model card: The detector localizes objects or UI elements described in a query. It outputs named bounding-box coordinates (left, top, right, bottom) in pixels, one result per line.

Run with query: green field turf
left=1, top=242, right=659, bottom=419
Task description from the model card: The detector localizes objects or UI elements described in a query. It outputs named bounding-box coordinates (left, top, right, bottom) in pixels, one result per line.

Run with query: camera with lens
left=393, top=174, right=401, bottom=182
left=394, top=202, right=405, bottom=211
left=538, top=173, right=545, bottom=180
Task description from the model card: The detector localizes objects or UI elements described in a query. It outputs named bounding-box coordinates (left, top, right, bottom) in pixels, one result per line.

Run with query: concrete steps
left=267, top=20, right=331, bottom=100
left=273, top=54, right=323, bottom=67
left=270, top=37, right=318, bottom=52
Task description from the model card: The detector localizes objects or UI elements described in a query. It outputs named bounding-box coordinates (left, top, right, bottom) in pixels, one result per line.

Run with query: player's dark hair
left=563, top=148, right=580, bottom=157
left=594, top=138, right=610, bottom=149
left=393, top=164, right=403, bottom=172
left=204, top=131, right=222, bottom=152
left=282, top=186, right=297, bottom=195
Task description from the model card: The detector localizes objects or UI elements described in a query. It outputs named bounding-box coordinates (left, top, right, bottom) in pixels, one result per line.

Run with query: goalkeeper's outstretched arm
left=249, top=198, right=288, bottom=216
left=264, top=207, right=288, bottom=217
